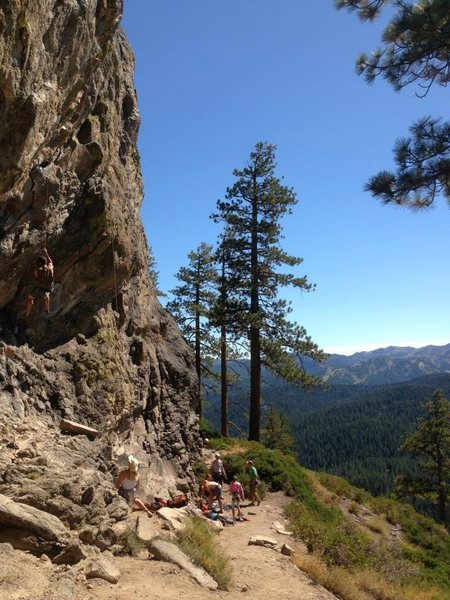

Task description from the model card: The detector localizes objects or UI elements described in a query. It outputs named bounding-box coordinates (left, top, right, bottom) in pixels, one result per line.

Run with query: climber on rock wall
left=25, top=247, right=54, bottom=317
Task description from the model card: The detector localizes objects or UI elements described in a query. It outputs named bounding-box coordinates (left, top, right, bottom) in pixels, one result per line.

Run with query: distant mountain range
left=208, top=343, right=450, bottom=390
left=299, top=343, right=450, bottom=385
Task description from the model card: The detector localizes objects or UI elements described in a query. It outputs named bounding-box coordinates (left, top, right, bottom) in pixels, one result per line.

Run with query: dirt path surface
left=88, top=492, right=337, bottom=600
left=0, top=492, right=338, bottom=600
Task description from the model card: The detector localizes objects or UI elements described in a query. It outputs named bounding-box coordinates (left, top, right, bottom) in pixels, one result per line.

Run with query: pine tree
left=261, top=406, right=295, bottom=455
left=336, top=0, right=450, bottom=208
left=166, top=242, right=218, bottom=417
left=210, top=234, right=244, bottom=437
left=212, top=142, right=324, bottom=441
left=148, top=246, right=164, bottom=296
left=396, top=389, right=450, bottom=523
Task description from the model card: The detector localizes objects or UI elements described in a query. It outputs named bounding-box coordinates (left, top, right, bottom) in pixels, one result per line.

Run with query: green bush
left=207, top=436, right=237, bottom=451
left=316, top=469, right=450, bottom=590
left=286, top=500, right=370, bottom=568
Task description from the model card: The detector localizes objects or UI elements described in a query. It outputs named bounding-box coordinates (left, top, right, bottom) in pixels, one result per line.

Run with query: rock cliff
left=0, top=0, right=200, bottom=549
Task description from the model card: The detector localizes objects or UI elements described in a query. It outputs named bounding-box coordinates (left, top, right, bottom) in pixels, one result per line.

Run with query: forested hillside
left=293, top=374, right=450, bottom=495
left=205, top=366, right=450, bottom=507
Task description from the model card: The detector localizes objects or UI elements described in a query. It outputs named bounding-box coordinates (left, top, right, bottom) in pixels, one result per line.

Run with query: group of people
left=115, top=453, right=262, bottom=524
left=199, top=452, right=261, bottom=522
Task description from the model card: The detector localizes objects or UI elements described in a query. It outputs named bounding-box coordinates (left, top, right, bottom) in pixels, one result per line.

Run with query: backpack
left=166, top=494, right=188, bottom=508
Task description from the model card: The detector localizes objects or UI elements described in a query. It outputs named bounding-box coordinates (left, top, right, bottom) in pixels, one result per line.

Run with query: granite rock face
left=0, top=0, right=200, bottom=544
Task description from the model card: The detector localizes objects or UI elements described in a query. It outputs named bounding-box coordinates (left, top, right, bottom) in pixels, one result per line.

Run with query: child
left=228, top=475, right=245, bottom=521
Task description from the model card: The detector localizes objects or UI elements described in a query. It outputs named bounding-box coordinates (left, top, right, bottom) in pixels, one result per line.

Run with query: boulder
left=148, top=538, right=218, bottom=590
left=106, top=497, right=129, bottom=521
left=0, top=494, right=69, bottom=544
left=53, top=541, right=87, bottom=565
left=271, top=520, right=293, bottom=536
left=248, top=535, right=278, bottom=549
left=281, top=543, right=294, bottom=556
left=86, top=558, right=121, bottom=584
left=136, top=513, right=160, bottom=542
left=156, top=506, right=190, bottom=532
left=78, top=526, right=98, bottom=545
left=59, top=419, right=99, bottom=439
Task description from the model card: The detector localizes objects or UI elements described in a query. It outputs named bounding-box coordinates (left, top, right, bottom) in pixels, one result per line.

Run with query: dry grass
left=294, top=554, right=370, bottom=600
left=175, top=516, right=232, bottom=590
left=364, top=516, right=388, bottom=536
left=349, top=501, right=361, bottom=516
left=293, top=553, right=446, bottom=600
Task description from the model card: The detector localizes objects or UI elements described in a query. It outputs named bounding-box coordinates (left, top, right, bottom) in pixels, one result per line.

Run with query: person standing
left=210, top=452, right=227, bottom=485
left=228, top=475, right=245, bottom=521
left=246, top=459, right=261, bottom=506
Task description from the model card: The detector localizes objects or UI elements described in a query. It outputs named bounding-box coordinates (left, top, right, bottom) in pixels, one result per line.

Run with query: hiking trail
left=0, top=491, right=338, bottom=600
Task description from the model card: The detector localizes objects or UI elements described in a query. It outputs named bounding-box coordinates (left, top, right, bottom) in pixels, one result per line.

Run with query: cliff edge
left=0, top=0, right=200, bottom=546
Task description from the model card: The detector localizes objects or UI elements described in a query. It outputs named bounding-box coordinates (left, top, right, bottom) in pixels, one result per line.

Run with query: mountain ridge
left=299, top=343, right=450, bottom=385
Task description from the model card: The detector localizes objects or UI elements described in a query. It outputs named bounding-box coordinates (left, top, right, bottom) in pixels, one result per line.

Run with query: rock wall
left=0, top=0, right=201, bottom=538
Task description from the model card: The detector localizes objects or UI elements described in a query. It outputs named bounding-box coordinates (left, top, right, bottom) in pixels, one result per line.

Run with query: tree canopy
left=397, top=388, right=450, bottom=523
left=336, top=0, right=450, bottom=209
left=212, top=142, right=324, bottom=441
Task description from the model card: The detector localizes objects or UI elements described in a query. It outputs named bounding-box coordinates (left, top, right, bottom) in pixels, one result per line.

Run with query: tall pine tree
left=166, top=242, right=218, bottom=417
left=211, top=232, right=246, bottom=437
left=212, top=142, right=324, bottom=441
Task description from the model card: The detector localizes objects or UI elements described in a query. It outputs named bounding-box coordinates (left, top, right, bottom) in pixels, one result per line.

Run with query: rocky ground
left=0, top=491, right=338, bottom=600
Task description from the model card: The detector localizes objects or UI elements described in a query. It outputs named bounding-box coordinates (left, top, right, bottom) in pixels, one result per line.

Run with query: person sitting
left=25, top=247, right=54, bottom=317
left=200, top=476, right=223, bottom=513
left=115, top=455, right=152, bottom=517
left=210, top=452, right=227, bottom=485
left=228, top=475, right=245, bottom=521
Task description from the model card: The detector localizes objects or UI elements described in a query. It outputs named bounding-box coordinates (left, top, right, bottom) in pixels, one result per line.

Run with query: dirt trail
left=88, top=491, right=337, bottom=600
left=0, top=492, right=338, bottom=600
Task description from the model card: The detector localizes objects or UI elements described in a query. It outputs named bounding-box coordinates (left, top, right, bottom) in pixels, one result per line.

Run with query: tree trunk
left=437, top=485, right=447, bottom=523
left=436, top=445, right=447, bottom=523
left=220, top=323, right=228, bottom=437
left=249, top=186, right=261, bottom=441
left=195, top=280, right=202, bottom=418
left=249, top=324, right=261, bottom=441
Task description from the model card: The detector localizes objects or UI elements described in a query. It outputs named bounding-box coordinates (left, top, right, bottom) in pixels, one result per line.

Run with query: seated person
left=115, top=455, right=152, bottom=517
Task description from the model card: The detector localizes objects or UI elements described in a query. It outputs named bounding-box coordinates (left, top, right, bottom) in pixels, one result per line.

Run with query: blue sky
left=122, top=1, right=449, bottom=355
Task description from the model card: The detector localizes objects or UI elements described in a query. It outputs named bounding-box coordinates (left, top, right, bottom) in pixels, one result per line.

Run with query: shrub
left=286, top=500, right=370, bottom=568
left=365, top=516, right=386, bottom=535
left=192, top=459, right=209, bottom=483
